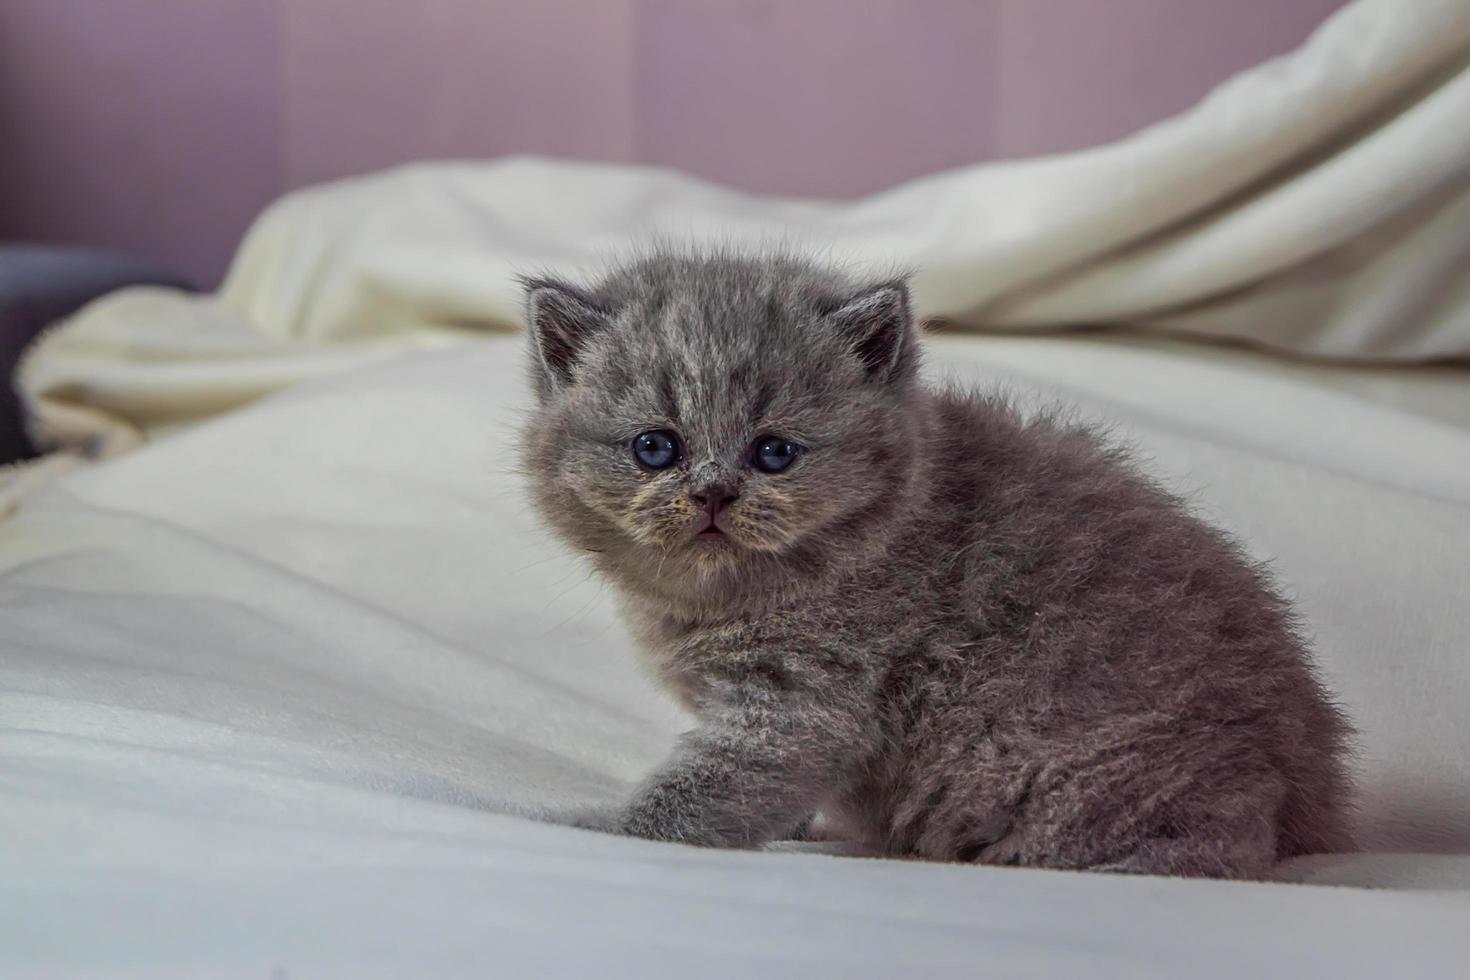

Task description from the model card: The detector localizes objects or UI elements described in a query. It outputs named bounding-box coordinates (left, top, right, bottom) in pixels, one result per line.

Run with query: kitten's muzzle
left=690, top=485, right=738, bottom=540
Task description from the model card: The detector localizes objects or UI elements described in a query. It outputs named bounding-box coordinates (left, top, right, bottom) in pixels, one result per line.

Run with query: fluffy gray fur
left=518, top=249, right=1353, bottom=879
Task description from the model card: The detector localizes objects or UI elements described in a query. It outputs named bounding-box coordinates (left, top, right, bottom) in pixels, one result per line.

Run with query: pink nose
left=691, top=486, right=738, bottom=518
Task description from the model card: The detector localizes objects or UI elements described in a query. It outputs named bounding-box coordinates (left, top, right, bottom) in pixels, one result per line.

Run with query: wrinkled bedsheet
left=3, top=333, right=1469, bottom=977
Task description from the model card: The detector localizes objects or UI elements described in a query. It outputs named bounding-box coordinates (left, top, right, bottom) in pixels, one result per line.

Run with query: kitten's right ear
left=828, top=280, right=916, bottom=384
left=521, top=277, right=610, bottom=394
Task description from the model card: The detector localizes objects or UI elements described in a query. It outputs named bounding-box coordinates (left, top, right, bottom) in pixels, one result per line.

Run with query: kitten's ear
left=522, top=277, right=610, bottom=394
left=829, top=281, right=916, bottom=383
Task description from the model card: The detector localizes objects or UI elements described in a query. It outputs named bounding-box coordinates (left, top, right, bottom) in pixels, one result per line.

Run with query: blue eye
left=632, top=430, right=680, bottom=471
left=752, top=435, right=801, bottom=474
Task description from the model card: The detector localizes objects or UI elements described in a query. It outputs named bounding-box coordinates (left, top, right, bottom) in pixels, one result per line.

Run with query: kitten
left=518, top=249, right=1353, bottom=879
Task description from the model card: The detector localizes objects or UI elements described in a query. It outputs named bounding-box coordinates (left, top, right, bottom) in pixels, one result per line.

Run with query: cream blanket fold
left=14, top=0, right=1470, bottom=470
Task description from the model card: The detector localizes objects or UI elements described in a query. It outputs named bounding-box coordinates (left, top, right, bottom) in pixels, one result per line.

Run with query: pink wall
left=0, top=0, right=1347, bottom=287
left=0, top=0, right=282, bottom=286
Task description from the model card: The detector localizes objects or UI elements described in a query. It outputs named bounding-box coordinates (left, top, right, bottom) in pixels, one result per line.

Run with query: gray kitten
left=519, top=249, right=1353, bottom=879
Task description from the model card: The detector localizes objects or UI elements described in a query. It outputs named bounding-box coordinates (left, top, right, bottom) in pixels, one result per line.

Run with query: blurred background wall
left=0, top=0, right=1346, bottom=287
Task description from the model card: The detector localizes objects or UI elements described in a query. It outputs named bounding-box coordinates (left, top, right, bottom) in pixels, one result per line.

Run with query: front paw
left=546, top=804, right=693, bottom=842
left=619, top=808, right=746, bottom=848
left=547, top=805, right=623, bottom=835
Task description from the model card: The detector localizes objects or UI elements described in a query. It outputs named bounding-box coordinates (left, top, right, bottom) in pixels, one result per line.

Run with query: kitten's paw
left=547, top=806, right=624, bottom=835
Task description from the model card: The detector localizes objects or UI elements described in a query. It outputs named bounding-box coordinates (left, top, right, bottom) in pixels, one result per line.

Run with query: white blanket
left=3, top=333, right=1470, bottom=976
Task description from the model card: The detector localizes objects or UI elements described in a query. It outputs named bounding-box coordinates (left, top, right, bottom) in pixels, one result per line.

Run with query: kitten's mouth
left=692, top=516, right=729, bottom=543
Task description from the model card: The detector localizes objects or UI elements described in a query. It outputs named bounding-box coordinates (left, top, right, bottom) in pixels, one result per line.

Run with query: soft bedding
left=3, top=333, right=1470, bottom=976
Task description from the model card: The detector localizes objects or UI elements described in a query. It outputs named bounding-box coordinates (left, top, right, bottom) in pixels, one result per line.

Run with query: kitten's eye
left=632, top=430, right=681, bottom=471
left=751, top=435, right=801, bottom=474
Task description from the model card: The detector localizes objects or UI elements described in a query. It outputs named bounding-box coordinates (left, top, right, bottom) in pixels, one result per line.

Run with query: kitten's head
left=519, top=250, right=924, bottom=616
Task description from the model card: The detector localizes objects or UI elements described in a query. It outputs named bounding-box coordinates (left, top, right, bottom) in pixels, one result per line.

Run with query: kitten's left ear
left=829, top=280, right=916, bottom=383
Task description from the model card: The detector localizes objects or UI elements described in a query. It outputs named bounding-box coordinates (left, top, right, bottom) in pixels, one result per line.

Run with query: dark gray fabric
left=0, top=244, right=194, bottom=464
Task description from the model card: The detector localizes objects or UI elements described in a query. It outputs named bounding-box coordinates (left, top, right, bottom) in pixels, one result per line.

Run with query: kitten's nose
left=690, top=485, right=738, bottom=518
